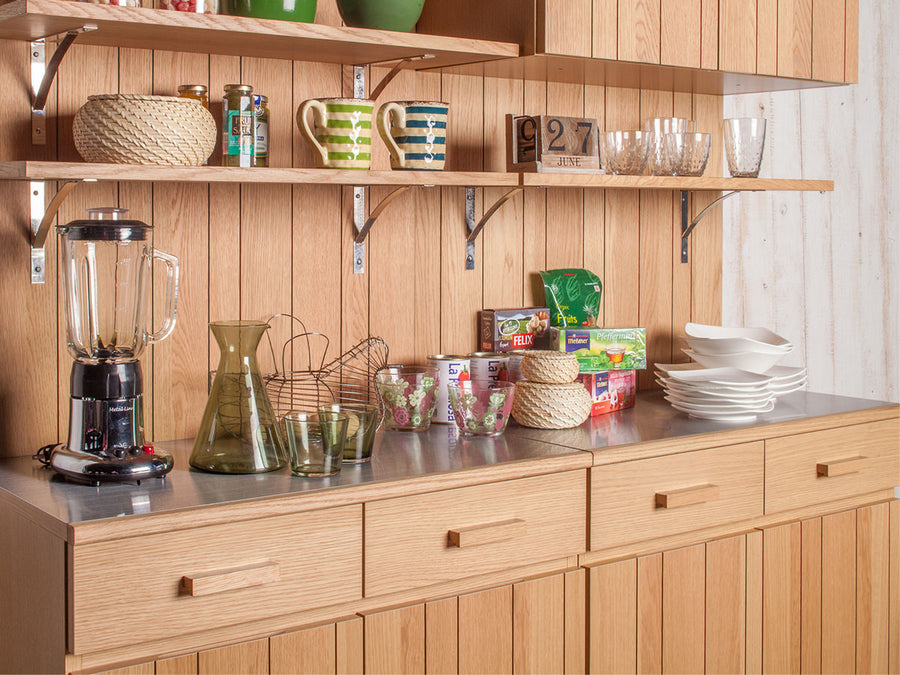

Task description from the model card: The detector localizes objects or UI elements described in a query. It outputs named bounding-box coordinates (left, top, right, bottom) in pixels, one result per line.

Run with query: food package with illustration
left=550, top=327, right=646, bottom=372
left=479, top=308, right=550, bottom=352
left=578, top=370, right=637, bottom=416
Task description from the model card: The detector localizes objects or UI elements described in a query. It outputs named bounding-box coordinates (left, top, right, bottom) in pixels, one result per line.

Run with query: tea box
left=479, top=308, right=550, bottom=352
left=579, top=370, right=637, bottom=416
left=550, top=327, right=646, bottom=372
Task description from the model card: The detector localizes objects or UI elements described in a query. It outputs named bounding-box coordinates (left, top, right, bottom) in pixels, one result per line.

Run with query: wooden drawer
left=765, top=418, right=900, bottom=513
left=591, top=442, right=764, bottom=550
left=364, top=470, right=586, bottom=597
left=71, top=505, right=362, bottom=654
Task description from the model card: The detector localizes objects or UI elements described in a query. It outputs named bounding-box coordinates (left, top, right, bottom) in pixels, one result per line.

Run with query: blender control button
left=113, top=447, right=126, bottom=459
left=142, top=444, right=154, bottom=455
left=128, top=446, right=143, bottom=457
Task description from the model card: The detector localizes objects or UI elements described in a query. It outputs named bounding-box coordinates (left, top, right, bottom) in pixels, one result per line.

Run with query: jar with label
left=222, top=84, right=255, bottom=168
left=161, top=0, right=218, bottom=13
left=177, top=84, right=209, bottom=108
left=253, top=94, right=269, bottom=168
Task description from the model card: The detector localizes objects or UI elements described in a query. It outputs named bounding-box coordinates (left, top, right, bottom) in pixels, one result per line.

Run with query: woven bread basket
left=511, top=381, right=591, bottom=429
left=73, top=94, right=217, bottom=166
left=520, top=350, right=580, bottom=385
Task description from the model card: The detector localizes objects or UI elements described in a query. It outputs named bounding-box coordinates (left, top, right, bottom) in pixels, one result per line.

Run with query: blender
left=49, top=207, right=179, bottom=484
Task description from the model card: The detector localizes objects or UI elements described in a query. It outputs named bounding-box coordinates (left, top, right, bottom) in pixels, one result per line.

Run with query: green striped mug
left=377, top=100, right=449, bottom=170
left=297, top=97, right=374, bottom=170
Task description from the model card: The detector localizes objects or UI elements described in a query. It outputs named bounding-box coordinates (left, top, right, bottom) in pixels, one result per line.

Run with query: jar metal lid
left=178, top=84, right=208, bottom=94
left=224, top=84, right=253, bottom=93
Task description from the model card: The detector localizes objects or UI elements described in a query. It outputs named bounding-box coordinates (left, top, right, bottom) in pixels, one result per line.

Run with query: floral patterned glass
left=447, top=381, right=516, bottom=437
left=375, top=366, right=439, bottom=432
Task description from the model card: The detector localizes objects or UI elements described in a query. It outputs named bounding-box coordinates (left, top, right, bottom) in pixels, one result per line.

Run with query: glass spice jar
left=161, top=0, right=218, bottom=13
left=177, top=84, right=209, bottom=108
left=222, top=84, right=255, bottom=168
left=253, top=94, right=269, bottom=168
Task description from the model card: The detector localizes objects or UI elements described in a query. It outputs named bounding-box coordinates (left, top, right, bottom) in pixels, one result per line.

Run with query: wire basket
left=262, top=314, right=390, bottom=420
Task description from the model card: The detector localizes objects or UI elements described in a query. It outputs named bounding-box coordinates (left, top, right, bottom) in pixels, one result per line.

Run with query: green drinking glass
left=284, top=411, right=348, bottom=477
left=318, top=403, right=380, bottom=463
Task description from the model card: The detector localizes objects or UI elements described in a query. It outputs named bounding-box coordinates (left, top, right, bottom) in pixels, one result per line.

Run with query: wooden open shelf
left=0, top=0, right=518, bottom=68
left=520, top=173, right=834, bottom=192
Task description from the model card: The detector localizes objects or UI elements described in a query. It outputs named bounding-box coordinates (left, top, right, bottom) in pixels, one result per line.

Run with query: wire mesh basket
left=262, top=314, right=390, bottom=420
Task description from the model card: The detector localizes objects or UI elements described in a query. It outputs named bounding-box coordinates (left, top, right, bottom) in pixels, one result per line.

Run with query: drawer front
left=364, top=470, right=586, bottom=597
left=72, top=505, right=362, bottom=654
left=765, top=418, right=900, bottom=513
left=591, top=441, right=764, bottom=550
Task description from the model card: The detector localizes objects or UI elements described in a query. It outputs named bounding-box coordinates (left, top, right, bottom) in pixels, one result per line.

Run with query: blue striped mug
left=377, top=101, right=449, bottom=171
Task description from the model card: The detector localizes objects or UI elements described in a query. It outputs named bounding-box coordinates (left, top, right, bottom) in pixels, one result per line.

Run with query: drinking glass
left=318, top=403, right=380, bottom=463
left=666, top=132, right=711, bottom=176
left=447, top=381, right=515, bottom=437
left=375, top=366, right=439, bottom=432
left=601, top=130, right=651, bottom=175
left=724, top=118, right=767, bottom=178
left=643, top=117, right=695, bottom=175
left=283, top=411, right=348, bottom=477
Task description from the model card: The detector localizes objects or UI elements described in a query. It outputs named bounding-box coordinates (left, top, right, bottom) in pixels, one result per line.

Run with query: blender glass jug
left=58, top=208, right=178, bottom=362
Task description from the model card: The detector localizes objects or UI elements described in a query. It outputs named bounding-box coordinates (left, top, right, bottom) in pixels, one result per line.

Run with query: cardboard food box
left=479, top=308, right=550, bottom=352
left=550, top=327, right=646, bottom=371
left=579, top=370, right=637, bottom=416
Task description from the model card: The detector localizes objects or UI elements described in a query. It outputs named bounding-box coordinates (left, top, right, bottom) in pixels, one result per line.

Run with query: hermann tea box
left=479, top=308, right=550, bottom=352
left=550, top=327, right=646, bottom=372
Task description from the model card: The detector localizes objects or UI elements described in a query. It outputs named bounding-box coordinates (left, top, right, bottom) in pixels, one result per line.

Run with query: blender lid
left=58, top=207, right=151, bottom=241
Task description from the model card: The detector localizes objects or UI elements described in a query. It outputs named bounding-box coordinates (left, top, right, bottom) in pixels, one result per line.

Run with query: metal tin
left=467, top=351, right=511, bottom=383
left=507, top=350, right=526, bottom=383
left=427, top=354, right=470, bottom=424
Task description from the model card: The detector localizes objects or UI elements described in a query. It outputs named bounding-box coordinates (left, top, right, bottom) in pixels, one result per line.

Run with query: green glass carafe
left=190, top=320, right=286, bottom=473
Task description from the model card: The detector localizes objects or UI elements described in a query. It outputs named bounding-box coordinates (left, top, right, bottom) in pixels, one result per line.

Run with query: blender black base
left=49, top=444, right=174, bottom=485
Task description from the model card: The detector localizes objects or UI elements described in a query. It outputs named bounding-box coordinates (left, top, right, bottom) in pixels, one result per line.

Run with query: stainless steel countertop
left=0, top=390, right=894, bottom=529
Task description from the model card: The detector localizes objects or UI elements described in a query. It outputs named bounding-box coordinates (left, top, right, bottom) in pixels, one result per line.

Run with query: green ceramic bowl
left=222, top=0, right=316, bottom=22
left=335, top=0, right=425, bottom=32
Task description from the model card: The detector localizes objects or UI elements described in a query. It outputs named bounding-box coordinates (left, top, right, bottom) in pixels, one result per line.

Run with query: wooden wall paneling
left=800, top=518, right=822, bottom=674
left=843, top=0, right=858, bottom=82
left=458, top=585, right=513, bottom=675
left=762, top=522, right=801, bottom=674
left=539, top=0, right=592, bottom=56
left=155, top=654, right=198, bottom=674
left=821, top=509, right=856, bottom=674
left=292, top=61, right=343, bottom=363
left=699, top=0, right=718, bottom=69
left=856, top=502, right=890, bottom=674
left=440, top=72, right=483, bottom=355
left=588, top=558, right=637, bottom=674
left=513, top=573, right=566, bottom=674
left=705, top=535, right=746, bottom=674
left=670, top=91, right=692, bottom=357
left=482, top=75, right=525, bottom=311
left=638, top=88, right=674, bottom=389
left=564, top=568, right=587, bottom=675
left=689, top=93, right=722, bottom=327
left=269, top=622, right=336, bottom=674
left=660, top=0, right=701, bottom=68
left=811, top=0, right=845, bottom=82
left=545, top=81, right=585, bottom=271
left=603, top=86, right=640, bottom=328
left=777, top=0, right=813, bottom=79
left=637, top=553, right=662, bottom=675
left=523, top=79, right=547, bottom=306
left=198, top=638, right=268, bottom=674
left=718, top=0, right=757, bottom=74
left=618, top=0, right=662, bottom=64
left=151, top=51, right=209, bottom=442
left=756, top=0, right=778, bottom=76
left=583, top=83, right=606, bottom=325
left=336, top=616, right=364, bottom=675
left=661, top=544, right=704, bottom=674
left=745, top=529, right=763, bottom=674
left=593, top=0, right=618, bottom=59
left=425, top=597, right=458, bottom=675
left=364, top=604, right=426, bottom=675
left=891, top=500, right=900, bottom=674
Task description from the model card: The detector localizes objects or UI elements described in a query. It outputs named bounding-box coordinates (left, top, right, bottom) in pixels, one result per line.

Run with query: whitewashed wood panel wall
left=722, top=0, right=898, bottom=404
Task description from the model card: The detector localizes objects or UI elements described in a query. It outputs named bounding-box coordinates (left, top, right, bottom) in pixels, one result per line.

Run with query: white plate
left=654, top=362, right=705, bottom=375
left=685, top=322, right=793, bottom=349
left=762, top=365, right=808, bottom=382
left=665, top=367, right=774, bottom=388
left=664, top=389, right=775, bottom=406
left=659, top=378, right=772, bottom=399
left=768, top=374, right=807, bottom=389
left=683, top=335, right=793, bottom=356
left=769, top=381, right=807, bottom=396
left=665, top=395, right=775, bottom=413
left=683, top=348, right=785, bottom=375
left=669, top=400, right=774, bottom=422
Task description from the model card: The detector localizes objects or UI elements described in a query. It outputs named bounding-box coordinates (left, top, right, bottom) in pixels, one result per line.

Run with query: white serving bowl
left=683, top=348, right=784, bottom=375
left=684, top=322, right=792, bottom=350
left=683, top=335, right=792, bottom=356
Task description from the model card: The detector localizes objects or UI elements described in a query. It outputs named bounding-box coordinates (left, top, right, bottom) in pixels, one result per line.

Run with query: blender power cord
left=33, top=444, right=56, bottom=467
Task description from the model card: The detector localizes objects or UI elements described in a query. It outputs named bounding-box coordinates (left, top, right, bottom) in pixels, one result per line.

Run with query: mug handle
left=377, top=102, right=406, bottom=168
left=297, top=99, right=329, bottom=167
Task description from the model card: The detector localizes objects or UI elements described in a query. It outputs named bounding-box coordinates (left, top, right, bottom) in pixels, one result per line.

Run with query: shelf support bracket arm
left=31, top=179, right=80, bottom=284
left=680, top=190, right=742, bottom=264
left=353, top=185, right=415, bottom=274
left=465, top=186, right=524, bottom=270
left=365, top=55, right=436, bottom=101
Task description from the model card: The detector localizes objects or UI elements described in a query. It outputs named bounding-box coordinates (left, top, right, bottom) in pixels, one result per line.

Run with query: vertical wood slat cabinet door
left=856, top=503, right=890, bottom=675
left=426, top=598, right=458, bottom=675
left=800, top=518, right=823, bottom=674
left=821, top=509, right=856, bottom=674
left=660, top=0, right=701, bottom=68
left=459, top=586, right=513, bottom=675
left=269, top=623, right=336, bottom=674
left=95, top=664, right=155, bottom=675
left=565, top=569, right=588, bottom=675
left=592, top=0, right=618, bottom=59
left=363, top=604, right=426, bottom=675
left=155, top=654, right=198, bottom=674
left=662, top=544, right=705, bottom=674
left=699, top=0, right=718, bottom=69
left=637, top=553, right=662, bottom=675
left=198, top=638, right=269, bottom=674
left=762, top=522, right=801, bottom=674
left=513, top=574, right=566, bottom=674
left=705, top=536, right=746, bottom=674
left=538, top=0, right=592, bottom=56
left=336, top=617, right=364, bottom=675
left=811, top=0, right=845, bottom=82
left=756, top=0, right=778, bottom=75
left=745, top=530, right=764, bottom=674
left=890, top=501, right=900, bottom=674
left=777, top=0, right=813, bottom=79
left=617, top=0, right=661, bottom=64
left=718, top=0, right=757, bottom=74
left=588, top=558, right=637, bottom=674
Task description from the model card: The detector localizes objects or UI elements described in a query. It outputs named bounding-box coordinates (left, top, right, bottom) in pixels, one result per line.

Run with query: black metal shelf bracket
left=465, top=186, right=525, bottom=270
left=680, top=190, right=745, bottom=263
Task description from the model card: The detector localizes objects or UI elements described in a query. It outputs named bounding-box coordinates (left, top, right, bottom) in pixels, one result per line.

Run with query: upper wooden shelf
left=520, top=174, right=834, bottom=192
left=0, top=0, right=518, bottom=68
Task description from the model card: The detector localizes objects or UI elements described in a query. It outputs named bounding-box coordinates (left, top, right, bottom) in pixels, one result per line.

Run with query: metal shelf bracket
left=353, top=185, right=415, bottom=274
left=30, top=179, right=80, bottom=284
left=465, top=186, right=524, bottom=270
left=680, top=190, right=745, bottom=263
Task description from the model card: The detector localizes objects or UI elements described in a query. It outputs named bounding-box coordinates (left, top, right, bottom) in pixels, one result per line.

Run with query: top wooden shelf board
left=0, top=0, right=518, bottom=68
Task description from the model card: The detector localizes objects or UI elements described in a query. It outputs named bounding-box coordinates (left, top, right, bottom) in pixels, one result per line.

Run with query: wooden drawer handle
left=180, top=561, right=280, bottom=597
left=655, top=484, right=720, bottom=509
left=817, top=456, right=869, bottom=477
left=448, top=518, right=527, bottom=548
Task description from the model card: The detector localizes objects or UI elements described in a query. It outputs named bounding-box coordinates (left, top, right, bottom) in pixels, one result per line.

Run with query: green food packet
left=539, top=269, right=603, bottom=328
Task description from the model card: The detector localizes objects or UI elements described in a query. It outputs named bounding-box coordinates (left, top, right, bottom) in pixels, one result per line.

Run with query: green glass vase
left=190, top=320, right=286, bottom=474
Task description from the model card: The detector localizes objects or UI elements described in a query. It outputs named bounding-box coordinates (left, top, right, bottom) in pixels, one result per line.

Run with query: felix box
left=550, top=327, right=646, bottom=372
left=579, top=370, right=637, bottom=416
left=479, top=308, right=550, bottom=352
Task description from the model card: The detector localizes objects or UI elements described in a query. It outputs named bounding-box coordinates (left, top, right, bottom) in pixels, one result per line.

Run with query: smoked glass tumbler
left=724, top=118, right=767, bottom=178
left=318, top=403, right=379, bottom=463
left=284, top=411, right=348, bottom=477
